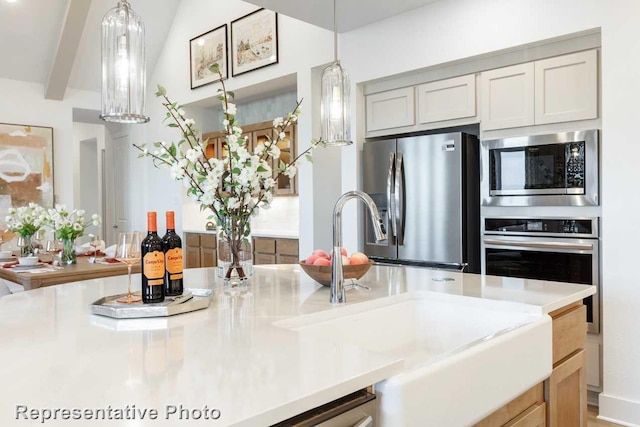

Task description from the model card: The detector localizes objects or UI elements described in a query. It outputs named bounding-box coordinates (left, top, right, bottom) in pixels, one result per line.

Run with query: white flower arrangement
left=134, top=64, right=320, bottom=235
left=46, top=205, right=102, bottom=241
left=4, top=203, right=49, bottom=238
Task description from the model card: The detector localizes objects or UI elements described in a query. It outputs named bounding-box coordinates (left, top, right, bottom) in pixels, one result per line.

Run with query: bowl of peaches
left=299, top=248, right=373, bottom=287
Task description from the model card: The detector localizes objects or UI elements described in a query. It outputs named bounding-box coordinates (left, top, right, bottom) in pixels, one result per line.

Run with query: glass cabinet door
left=274, top=125, right=296, bottom=196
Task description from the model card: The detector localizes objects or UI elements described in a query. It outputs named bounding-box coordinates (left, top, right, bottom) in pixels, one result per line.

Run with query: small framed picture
left=190, top=24, right=228, bottom=89
left=231, top=8, right=278, bottom=77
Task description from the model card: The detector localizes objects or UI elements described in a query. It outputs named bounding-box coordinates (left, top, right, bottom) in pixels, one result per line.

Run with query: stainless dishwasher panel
left=272, top=389, right=376, bottom=427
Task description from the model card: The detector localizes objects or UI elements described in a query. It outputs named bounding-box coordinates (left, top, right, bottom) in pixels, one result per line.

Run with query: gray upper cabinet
left=365, top=87, right=415, bottom=132
left=417, top=74, right=476, bottom=124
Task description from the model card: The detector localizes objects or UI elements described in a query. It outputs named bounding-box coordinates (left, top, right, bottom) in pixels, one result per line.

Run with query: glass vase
left=217, top=217, right=253, bottom=289
left=19, top=233, right=34, bottom=256
left=61, top=238, right=77, bottom=265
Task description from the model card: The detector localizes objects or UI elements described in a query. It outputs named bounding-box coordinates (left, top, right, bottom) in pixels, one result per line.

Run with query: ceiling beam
left=44, top=0, right=92, bottom=100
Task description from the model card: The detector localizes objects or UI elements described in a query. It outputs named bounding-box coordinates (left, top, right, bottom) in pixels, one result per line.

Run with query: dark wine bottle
left=162, top=211, right=183, bottom=296
left=141, top=212, right=165, bottom=303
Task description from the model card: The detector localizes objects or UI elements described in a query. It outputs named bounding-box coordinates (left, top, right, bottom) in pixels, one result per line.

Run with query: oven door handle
left=483, top=238, right=594, bottom=251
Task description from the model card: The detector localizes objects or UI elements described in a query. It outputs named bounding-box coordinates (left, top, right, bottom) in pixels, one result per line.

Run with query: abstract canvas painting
left=231, top=8, right=278, bottom=77
left=0, top=123, right=54, bottom=228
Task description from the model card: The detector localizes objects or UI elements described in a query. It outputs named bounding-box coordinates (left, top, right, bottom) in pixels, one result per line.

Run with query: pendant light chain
left=333, top=0, right=338, bottom=63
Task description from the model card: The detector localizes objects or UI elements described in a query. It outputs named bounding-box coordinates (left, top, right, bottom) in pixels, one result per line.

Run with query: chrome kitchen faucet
left=331, top=191, right=387, bottom=304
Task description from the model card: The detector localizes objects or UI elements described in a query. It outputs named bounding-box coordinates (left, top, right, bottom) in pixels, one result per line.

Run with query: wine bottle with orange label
left=141, top=212, right=165, bottom=303
left=162, top=211, right=183, bottom=296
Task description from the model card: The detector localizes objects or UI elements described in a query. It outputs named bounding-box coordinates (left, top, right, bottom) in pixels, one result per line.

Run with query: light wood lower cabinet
left=547, top=350, right=587, bottom=427
left=184, top=233, right=217, bottom=269
left=547, top=302, right=587, bottom=427
left=475, top=384, right=544, bottom=427
left=475, top=301, right=587, bottom=427
left=253, top=237, right=299, bottom=265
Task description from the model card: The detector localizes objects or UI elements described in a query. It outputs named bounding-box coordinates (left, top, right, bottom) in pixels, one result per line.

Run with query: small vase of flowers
left=46, top=205, right=101, bottom=265
left=4, top=203, right=49, bottom=256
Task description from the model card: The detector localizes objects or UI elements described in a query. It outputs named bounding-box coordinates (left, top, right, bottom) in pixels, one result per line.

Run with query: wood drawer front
left=474, top=383, right=543, bottom=427
left=254, top=238, right=276, bottom=254
left=276, top=239, right=299, bottom=256
left=255, top=253, right=276, bottom=265
left=277, top=254, right=299, bottom=264
left=506, top=403, right=546, bottom=427
left=551, top=304, right=587, bottom=365
left=185, top=233, right=200, bottom=247
left=200, top=234, right=217, bottom=249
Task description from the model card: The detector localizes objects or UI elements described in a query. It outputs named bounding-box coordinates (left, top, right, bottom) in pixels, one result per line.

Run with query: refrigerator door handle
left=395, top=152, right=404, bottom=245
left=387, top=152, right=396, bottom=241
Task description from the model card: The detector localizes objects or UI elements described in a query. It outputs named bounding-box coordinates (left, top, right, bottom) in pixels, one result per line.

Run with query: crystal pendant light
left=320, top=0, right=351, bottom=146
left=100, top=0, right=149, bottom=123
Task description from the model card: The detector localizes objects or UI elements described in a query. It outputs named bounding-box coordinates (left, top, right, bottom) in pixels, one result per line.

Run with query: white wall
left=72, top=122, right=106, bottom=243
left=340, top=0, right=640, bottom=424
left=0, top=78, right=100, bottom=207
left=142, top=0, right=336, bottom=254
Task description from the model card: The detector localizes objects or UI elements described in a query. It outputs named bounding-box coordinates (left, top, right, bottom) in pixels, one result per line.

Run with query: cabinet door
left=185, top=246, right=201, bottom=269
left=366, top=87, right=415, bottom=132
left=276, top=238, right=299, bottom=256
left=535, top=50, right=598, bottom=125
left=200, top=247, right=217, bottom=268
left=481, top=63, right=535, bottom=130
left=273, top=125, right=296, bottom=196
left=417, top=74, right=476, bottom=124
left=546, top=349, right=587, bottom=427
left=506, top=403, right=546, bottom=427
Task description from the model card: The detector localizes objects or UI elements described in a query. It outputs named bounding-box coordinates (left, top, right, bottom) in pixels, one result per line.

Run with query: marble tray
left=89, top=288, right=213, bottom=319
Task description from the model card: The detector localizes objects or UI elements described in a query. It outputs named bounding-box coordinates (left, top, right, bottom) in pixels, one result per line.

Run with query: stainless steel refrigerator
left=363, top=132, right=480, bottom=273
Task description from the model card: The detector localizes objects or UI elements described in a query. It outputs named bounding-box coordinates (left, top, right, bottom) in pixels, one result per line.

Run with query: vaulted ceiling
left=0, top=0, right=180, bottom=99
left=0, top=0, right=441, bottom=101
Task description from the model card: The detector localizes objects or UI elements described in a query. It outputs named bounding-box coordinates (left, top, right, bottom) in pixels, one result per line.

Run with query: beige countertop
left=0, top=264, right=594, bottom=426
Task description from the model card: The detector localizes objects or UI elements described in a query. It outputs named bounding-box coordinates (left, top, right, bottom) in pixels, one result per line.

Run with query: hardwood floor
left=588, top=405, right=624, bottom=426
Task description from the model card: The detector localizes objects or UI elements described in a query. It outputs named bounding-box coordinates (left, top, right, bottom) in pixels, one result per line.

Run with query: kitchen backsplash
left=181, top=196, right=299, bottom=236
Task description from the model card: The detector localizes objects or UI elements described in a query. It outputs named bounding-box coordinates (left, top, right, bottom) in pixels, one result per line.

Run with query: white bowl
left=18, top=256, right=39, bottom=266
left=0, top=250, right=13, bottom=259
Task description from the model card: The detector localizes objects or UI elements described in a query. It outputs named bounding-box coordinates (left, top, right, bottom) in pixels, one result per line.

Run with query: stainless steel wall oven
left=483, top=217, right=599, bottom=333
left=481, top=130, right=599, bottom=206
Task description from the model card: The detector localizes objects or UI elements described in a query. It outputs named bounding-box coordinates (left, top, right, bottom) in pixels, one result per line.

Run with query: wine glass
left=16, top=236, right=27, bottom=256
left=115, top=232, right=142, bottom=304
left=45, top=240, right=60, bottom=263
left=88, top=234, right=101, bottom=263
left=32, top=229, right=45, bottom=252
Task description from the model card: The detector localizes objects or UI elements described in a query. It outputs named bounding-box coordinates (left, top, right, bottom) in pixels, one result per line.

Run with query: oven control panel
left=484, top=217, right=598, bottom=238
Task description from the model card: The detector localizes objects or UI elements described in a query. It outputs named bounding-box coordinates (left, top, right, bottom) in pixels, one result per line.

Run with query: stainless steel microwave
left=481, top=130, right=599, bottom=206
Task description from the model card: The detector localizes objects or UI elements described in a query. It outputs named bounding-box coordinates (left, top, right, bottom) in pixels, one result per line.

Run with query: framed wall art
left=190, top=24, right=228, bottom=89
left=0, top=123, right=54, bottom=228
left=231, top=8, right=279, bottom=77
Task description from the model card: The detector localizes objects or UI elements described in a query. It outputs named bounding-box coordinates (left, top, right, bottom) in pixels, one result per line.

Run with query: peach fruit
left=349, top=252, right=369, bottom=265
left=313, top=257, right=331, bottom=266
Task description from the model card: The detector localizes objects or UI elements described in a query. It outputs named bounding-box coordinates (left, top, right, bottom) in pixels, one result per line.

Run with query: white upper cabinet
left=481, top=63, right=535, bottom=130
left=534, top=50, right=598, bottom=124
left=481, top=50, right=598, bottom=130
left=417, top=75, right=476, bottom=124
left=366, top=87, right=415, bottom=132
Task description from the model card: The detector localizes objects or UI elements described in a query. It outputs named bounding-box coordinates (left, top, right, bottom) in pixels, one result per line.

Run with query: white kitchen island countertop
left=0, top=264, right=594, bottom=426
